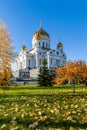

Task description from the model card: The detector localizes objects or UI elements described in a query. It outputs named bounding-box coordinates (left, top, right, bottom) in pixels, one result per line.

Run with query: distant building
left=13, top=26, right=67, bottom=79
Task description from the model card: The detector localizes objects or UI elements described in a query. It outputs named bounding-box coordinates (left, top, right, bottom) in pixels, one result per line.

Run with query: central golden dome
left=33, top=28, right=50, bottom=40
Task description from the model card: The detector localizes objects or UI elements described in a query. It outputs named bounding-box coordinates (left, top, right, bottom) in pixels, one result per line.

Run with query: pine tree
left=37, top=58, right=55, bottom=87
left=48, top=68, right=56, bottom=86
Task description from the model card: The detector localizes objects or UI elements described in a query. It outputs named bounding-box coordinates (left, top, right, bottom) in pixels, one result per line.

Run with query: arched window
left=39, top=42, right=41, bottom=47
left=50, top=58, right=52, bottom=65
left=57, top=52, right=59, bottom=55
left=39, top=59, right=41, bottom=65
left=46, top=42, right=48, bottom=47
left=29, top=59, right=30, bottom=66
left=50, top=51, right=52, bottom=54
left=56, top=60, right=60, bottom=66
left=43, top=42, right=45, bottom=47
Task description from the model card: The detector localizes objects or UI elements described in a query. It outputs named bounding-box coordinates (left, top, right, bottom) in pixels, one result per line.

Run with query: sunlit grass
left=0, top=84, right=87, bottom=95
left=0, top=84, right=87, bottom=129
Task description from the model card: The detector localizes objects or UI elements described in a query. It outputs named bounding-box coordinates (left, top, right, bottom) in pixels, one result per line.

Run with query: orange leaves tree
left=66, top=61, right=87, bottom=84
left=54, top=61, right=87, bottom=85
left=0, top=23, right=15, bottom=85
left=54, top=67, right=67, bottom=85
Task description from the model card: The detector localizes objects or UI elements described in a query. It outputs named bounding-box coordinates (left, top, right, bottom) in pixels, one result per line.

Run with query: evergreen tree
left=38, top=58, right=55, bottom=87
left=48, top=68, right=56, bottom=86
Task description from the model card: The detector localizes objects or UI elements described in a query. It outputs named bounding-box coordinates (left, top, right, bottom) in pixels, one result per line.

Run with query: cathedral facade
left=14, top=26, right=67, bottom=79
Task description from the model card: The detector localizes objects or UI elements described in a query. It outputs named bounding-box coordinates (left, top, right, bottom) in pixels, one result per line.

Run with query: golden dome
left=21, top=45, right=27, bottom=51
left=33, top=32, right=42, bottom=40
left=33, top=28, right=50, bottom=40
left=57, top=42, right=63, bottom=47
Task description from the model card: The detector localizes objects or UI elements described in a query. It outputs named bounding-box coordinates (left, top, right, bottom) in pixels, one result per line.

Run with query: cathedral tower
left=32, top=27, right=50, bottom=51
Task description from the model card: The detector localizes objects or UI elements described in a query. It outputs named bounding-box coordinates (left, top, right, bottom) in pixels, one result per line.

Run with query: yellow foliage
left=70, top=126, right=75, bottom=130
left=0, top=23, right=14, bottom=85
left=54, top=67, right=67, bottom=85
left=54, top=61, right=87, bottom=85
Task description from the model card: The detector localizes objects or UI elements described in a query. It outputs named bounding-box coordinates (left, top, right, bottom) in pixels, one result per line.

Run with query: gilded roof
left=33, top=28, right=50, bottom=40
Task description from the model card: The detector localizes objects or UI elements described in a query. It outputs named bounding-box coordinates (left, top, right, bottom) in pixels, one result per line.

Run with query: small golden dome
left=33, top=28, right=50, bottom=40
left=21, top=45, right=27, bottom=51
left=57, top=42, right=63, bottom=47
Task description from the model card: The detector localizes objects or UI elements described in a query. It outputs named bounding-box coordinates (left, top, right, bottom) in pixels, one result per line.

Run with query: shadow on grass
left=37, top=118, right=87, bottom=129
left=0, top=117, right=87, bottom=129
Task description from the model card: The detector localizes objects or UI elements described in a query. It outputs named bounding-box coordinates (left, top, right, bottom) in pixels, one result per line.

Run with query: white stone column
left=36, top=53, right=39, bottom=68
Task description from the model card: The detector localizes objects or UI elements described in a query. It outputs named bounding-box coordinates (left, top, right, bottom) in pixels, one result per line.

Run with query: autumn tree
left=54, top=67, right=67, bottom=85
left=0, top=23, right=15, bottom=85
left=66, top=61, right=87, bottom=84
left=54, top=60, right=87, bottom=86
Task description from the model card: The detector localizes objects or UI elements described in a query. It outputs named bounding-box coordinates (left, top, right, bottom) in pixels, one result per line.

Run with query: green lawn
left=0, top=84, right=87, bottom=130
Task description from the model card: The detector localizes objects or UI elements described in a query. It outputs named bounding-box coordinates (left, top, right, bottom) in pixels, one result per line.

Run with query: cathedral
left=14, top=26, right=67, bottom=79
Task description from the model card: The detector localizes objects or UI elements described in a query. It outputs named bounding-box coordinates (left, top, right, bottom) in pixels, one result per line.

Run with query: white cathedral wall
left=16, top=47, right=66, bottom=71
left=16, top=51, right=27, bottom=70
left=32, top=36, right=50, bottom=49
left=11, top=62, right=17, bottom=72
left=26, top=54, right=37, bottom=69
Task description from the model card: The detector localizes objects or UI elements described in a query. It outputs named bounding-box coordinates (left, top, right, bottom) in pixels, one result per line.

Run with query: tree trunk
left=73, top=84, right=75, bottom=93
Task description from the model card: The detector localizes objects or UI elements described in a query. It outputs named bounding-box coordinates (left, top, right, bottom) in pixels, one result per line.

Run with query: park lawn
left=0, top=84, right=87, bottom=130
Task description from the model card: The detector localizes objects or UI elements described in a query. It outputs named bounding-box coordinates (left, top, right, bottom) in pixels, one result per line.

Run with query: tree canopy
left=0, top=23, right=15, bottom=85
left=54, top=61, right=87, bottom=85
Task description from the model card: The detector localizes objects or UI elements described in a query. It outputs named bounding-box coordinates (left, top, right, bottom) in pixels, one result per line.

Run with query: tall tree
left=37, top=58, right=55, bottom=87
left=66, top=61, right=87, bottom=84
left=0, top=23, right=15, bottom=85
left=55, top=61, right=87, bottom=85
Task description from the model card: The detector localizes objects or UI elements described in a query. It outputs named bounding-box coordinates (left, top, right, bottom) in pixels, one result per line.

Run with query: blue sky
left=0, top=0, right=87, bottom=62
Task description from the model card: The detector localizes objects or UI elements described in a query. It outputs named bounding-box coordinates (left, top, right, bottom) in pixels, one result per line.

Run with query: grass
left=0, top=84, right=87, bottom=130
